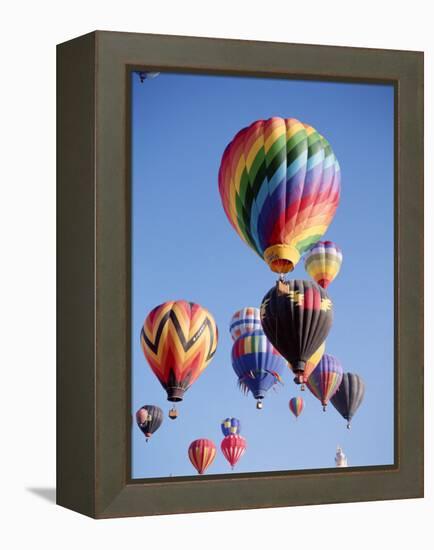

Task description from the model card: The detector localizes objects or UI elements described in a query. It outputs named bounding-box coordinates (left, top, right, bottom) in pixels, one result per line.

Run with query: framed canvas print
left=57, top=31, right=423, bottom=518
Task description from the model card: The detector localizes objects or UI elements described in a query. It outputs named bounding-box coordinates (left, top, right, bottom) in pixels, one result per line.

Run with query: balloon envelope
left=304, top=241, right=343, bottom=289
left=231, top=329, right=285, bottom=403
left=135, top=405, right=163, bottom=440
left=306, top=354, right=343, bottom=410
left=221, top=417, right=241, bottom=436
left=331, top=373, right=365, bottom=428
left=218, top=117, right=341, bottom=273
left=188, top=438, right=216, bottom=475
left=289, top=397, right=304, bottom=418
left=141, top=300, right=218, bottom=402
left=260, top=280, right=333, bottom=375
left=221, top=434, right=247, bottom=469
left=230, top=307, right=262, bottom=341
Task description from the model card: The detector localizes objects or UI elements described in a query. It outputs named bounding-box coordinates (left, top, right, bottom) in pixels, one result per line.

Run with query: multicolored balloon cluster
left=135, top=115, right=365, bottom=475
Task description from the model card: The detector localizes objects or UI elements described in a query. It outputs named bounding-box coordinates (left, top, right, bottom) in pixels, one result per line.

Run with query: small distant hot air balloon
left=136, top=71, right=160, bottom=82
left=289, top=397, right=304, bottom=419
left=289, top=342, right=325, bottom=390
left=141, top=301, right=218, bottom=417
left=221, top=417, right=241, bottom=436
left=231, top=329, right=285, bottom=409
left=331, top=373, right=366, bottom=429
left=335, top=446, right=348, bottom=467
left=230, top=307, right=262, bottom=341
left=218, top=117, right=341, bottom=274
left=188, top=439, right=216, bottom=475
left=135, top=405, right=163, bottom=442
left=260, top=280, right=333, bottom=380
left=305, top=241, right=343, bottom=289
left=307, top=354, right=343, bottom=411
left=221, top=434, right=247, bottom=470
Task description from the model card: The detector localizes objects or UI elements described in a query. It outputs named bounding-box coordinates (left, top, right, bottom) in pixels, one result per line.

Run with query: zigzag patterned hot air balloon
left=307, top=353, right=343, bottom=411
left=221, top=434, right=247, bottom=470
left=331, top=373, right=365, bottom=429
left=141, top=301, right=218, bottom=413
left=304, top=241, right=343, bottom=289
left=218, top=117, right=341, bottom=274
left=230, top=307, right=262, bottom=341
left=289, top=397, right=304, bottom=419
left=231, top=329, right=285, bottom=409
left=135, top=405, right=163, bottom=442
left=260, top=280, right=333, bottom=378
left=188, top=438, right=216, bottom=475
left=221, top=417, right=241, bottom=437
left=289, top=341, right=326, bottom=389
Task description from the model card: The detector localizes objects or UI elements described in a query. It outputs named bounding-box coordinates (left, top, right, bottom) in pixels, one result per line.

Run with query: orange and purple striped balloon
left=218, top=117, right=341, bottom=274
left=306, top=353, right=343, bottom=411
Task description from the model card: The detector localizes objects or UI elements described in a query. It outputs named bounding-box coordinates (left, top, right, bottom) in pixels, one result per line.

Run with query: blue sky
left=131, top=72, right=394, bottom=479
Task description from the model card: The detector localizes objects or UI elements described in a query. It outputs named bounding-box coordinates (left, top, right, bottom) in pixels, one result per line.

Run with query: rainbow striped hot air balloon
left=307, top=353, right=343, bottom=411
left=304, top=241, right=343, bottom=289
left=230, top=307, right=262, bottom=341
left=289, top=397, right=304, bottom=419
left=218, top=117, right=341, bottom=274
left=140, top=300, right=218, bottom=416
left=188, top=438, right=216, bottom=475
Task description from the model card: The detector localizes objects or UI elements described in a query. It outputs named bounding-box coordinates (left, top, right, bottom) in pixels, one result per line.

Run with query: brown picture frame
left=57, top=30, right=423, bottom=518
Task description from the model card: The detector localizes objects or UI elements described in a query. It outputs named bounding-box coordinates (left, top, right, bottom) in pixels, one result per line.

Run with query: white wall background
left=1, top=1, right=432, bottom=548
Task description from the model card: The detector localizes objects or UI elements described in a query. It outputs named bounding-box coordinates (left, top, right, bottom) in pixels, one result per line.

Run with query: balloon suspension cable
left=278, top=273, right=286, bottom=283
left=145, top=437, right=149, bottom=443
left=300, top=384, right=305, bottom=391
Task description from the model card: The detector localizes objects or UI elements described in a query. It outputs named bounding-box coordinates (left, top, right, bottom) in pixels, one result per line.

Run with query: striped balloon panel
left=307, top=354, right=343, bottom=406
left=289, top=397, right=304, bottom=417
left=331, top=372, right=365, bottom=423
left=289, top=341, right=326, bottom=384
left=221, top=417, right=241, bottom=436
left=231, top=330, right=286, bottom=399
left=221, top=435, right=247, bottom=468
left=218, top=117, right=341, bottom=271
left=188, top=439, right=216, bottom=475
left=141, top=300, right=218, bottom=401
left=231, top=330, right=281, bottom=359
left=230, top=307, right=262, bottom=341
left=304, top=241, right=343, bottom=288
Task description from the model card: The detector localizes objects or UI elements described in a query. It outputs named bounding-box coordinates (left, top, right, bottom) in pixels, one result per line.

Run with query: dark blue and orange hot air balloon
left=221, top=417, right=241, bottom=437
left=218, top=117, right=341, bottom=274
left=188, top=438, right=216, bottom=475
left=141, top=301, right=218, bottom=417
